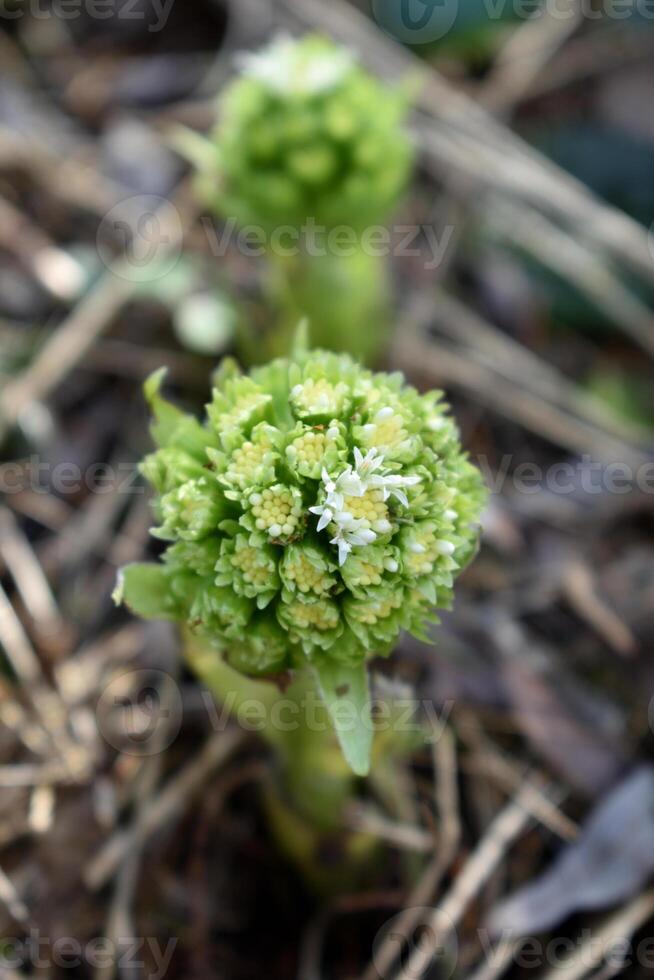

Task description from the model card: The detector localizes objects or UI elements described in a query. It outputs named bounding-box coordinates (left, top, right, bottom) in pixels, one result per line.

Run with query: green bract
left=201, top=34, right=412, bottom=232
left=116, top=349, right=486, bottom=682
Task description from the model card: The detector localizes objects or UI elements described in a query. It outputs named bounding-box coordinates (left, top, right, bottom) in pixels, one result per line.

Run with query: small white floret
left=375, top=407, right=395, bottom=421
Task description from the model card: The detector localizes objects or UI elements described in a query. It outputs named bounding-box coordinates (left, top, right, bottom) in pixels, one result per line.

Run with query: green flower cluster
left=116, top=349, right=486, bottom=679
left=202, top=34, right=412, bottom=232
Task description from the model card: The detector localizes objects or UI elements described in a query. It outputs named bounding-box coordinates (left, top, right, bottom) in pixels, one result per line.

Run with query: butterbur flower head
left=236, top=34, right=355, bottom=97
left=202, top=34, right=413, bottom=232
left=116, top=349, right=486, bottom=680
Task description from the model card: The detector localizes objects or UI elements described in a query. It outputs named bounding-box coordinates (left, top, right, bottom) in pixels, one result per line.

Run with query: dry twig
left=426, top=290, right=652, bottom=450
left=563, top=562, right=638, bottom=658
left=0, top=864, right=29, bottom=925
left=362, top=725, right=461, bottom=980
left=278, top=0, right=654, bottom=284
left=393, top=783, right=538, bottom=980
left=0, top=507, right=65, bottom=639
left=457, top=712, right=578, bottom=842
left=481, top=0, right=584, bottom=112
left=393, top=309, right=650, bottom=467
left=540, top=889, right=654, bottom=980
left=85, top=729, right=245, bottom=890
left=0, top=184, right=196, bottom=443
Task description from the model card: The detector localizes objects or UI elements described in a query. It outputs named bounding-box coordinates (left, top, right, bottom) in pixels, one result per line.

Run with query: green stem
left=186, top=632, right=357, bottom=827
left=186, top=632, right=379, bottom=890
left=239, top=246, right=392, bottom=365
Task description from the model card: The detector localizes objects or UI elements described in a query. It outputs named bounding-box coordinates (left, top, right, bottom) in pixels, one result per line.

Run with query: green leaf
left=144, top=369, right=210, bottom=457
left=169, top=125, right=218, bottom=174
left=210, top=356, right=242, bottom=392
left=312, top=659, right=372, bottom=777
left=291, top=318, right=310, bottom=358
left=144, top=368, right=190, bottom=449
left=113, top=563, right=178, bottom=621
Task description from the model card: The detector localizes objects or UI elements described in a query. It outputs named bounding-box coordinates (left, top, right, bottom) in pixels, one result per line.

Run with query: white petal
left=321, top=468, right=336, bottom=493
left=366, top=449, right=385, bottom=473
left=359, top=529, right=377, bottom=544
left=316, top=509, right=332, bottom=532
left=338, top=473, right=364, bottom=497
left=384, top=473, right=420, bottom=487
left=329, top=491, right=345, bottom=511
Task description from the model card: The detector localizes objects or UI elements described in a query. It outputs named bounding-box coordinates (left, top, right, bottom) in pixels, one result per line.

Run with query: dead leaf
left=487, top=766, right=654, bottom=936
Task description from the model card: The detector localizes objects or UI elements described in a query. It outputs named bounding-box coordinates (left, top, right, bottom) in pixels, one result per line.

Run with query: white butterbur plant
left=116, top=343, right=486, bottom=781
left=184, top=33, right=414, bottom=363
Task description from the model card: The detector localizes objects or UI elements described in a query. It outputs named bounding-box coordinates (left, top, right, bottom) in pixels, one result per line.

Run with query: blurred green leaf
left=585, top=365, right=654, bottom=429
left=113, top=563, right=179, bottom=620
left=312, top=658, right=372, bottom=777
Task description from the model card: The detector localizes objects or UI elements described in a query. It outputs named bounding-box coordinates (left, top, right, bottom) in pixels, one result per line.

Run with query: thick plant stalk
left=247, top=248, right=391, bottom=365
left=186, top=631, right=353, bottom=825
left=186, top=631, right=378, bottom=888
